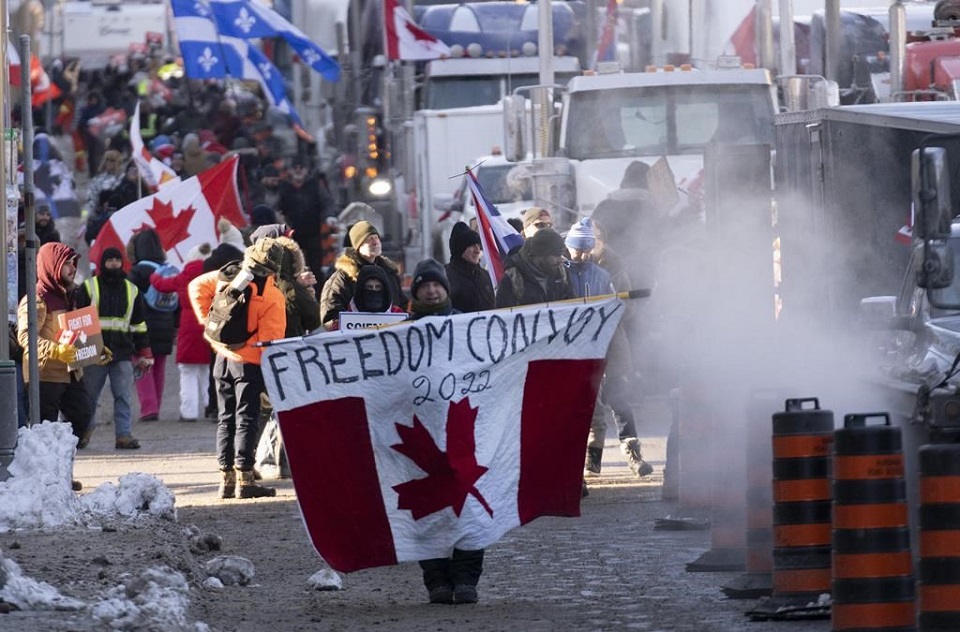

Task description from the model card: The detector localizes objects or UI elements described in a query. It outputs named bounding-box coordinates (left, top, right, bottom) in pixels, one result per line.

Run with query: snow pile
left=308, top=568, right=343, bottom=591
left=82, top=473, right=177, bottom=521
left=90, top=566, right=209, bottom=632
left=0, top=552, right=85, bottom=611
left=0, top=422, right=176, bottom=532
left=205, top=556, right=256, bottom=586
left=0, top=421, right=82, bottom=531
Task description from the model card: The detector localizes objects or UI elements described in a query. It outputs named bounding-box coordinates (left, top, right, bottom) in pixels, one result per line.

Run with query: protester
left=405, top=260, right=482, bottom=604
left=35, top=205, right=61, bottom=245
left=126, top=228, right=177, bottom=422
left=445, top=222, right=494, bottom=313
left=278, top=154, right=336, bottom=276
left=495, top=228, right=572, bottom=308
left=520, top=206, right=553, bottom=239
left=85, top=149, right=125, bottom=214
left=320, top=220, right=403, bottom=330
left=18, top=243, right=92, bottom=491
left=348, top=265, right=408, bottom=316
left=148, top=243, right=214, bottom=422
left=79, top=247, right=152, bottom=450
left=85, top=192, right=124, bottom=247
left=564, top=219, right=653, bottom=480
left=188, top=238, right=287, bottom=499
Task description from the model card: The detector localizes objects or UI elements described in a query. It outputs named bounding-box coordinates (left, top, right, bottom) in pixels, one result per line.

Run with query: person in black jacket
left=278, top=155, right=336, bottom=276
left=78, top=248, right=153, bottom=448
left=446, top=222, right=494, bottom=313
left=495, top=229, right=572, bottom=308
left=126, top=228, right=177, bottom=422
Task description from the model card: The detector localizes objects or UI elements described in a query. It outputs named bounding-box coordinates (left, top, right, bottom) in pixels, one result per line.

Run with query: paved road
left=61, top=366, right=832, bottom=631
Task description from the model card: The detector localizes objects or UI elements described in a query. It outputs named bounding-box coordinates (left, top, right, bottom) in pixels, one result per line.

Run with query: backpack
left=204, top=262, right=267, bottom=349
left=139, top=261, right=180, bottom=312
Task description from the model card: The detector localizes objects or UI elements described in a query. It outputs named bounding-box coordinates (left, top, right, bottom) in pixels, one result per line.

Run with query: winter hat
left=349, top=220, right=379, bottom=250
left=243, top=237, right=284, bottom=275
left=523, top=228, right=566, bottom=258
left=218, top=218, right=246, bottom=251
left=249, top=223, right=293, bottom=243
left=521, top=206, right=552, bottom=229
left=449, top=221, right=481, bottom=259
left=564, top=218, right=596, bottom=251
left=251, top=204, right=277, bottom=226
left=100, top=247, right=124, bottom=268
left=261, top=164, right=280, bottom=178
left=410, top=258, right=450, bottom=298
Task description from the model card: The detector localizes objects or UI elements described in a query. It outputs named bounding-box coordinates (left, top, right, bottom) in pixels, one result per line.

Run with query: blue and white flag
left=171, top=0, right=303, bottom=124
left=465, top=167, right=524, bottom=291
left=209, top=0, right=340, bottom=82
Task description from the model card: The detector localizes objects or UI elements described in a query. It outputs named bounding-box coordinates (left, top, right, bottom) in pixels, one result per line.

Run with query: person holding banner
left=347, top=265, right=408, bottom=318
left=405, top=260, right=485, bottom=604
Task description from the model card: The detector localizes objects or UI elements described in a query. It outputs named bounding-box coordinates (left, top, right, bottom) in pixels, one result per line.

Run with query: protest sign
left=57, top=306, right=104, bottom=370
left=338, top=311, right=408, bottom=331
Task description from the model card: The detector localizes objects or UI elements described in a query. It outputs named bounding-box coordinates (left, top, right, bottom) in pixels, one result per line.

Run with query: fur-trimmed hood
left=333, top=248, right=400, bottom=282
left=276, top=235, right=306, bottom=278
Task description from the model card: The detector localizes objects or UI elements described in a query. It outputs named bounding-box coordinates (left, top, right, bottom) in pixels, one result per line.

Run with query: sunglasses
left=534, top=222, right=553, bottom=229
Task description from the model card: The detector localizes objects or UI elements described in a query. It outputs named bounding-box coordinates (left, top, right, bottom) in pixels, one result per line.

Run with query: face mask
left=361, top=288, right=386, bottom=312
left=102, top=267, right=125, bottom=281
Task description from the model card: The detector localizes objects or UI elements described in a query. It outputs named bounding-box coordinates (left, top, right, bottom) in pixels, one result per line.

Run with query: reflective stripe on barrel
left=919, top=443, right=960, bottom=631
left=832, top=413, right=914, bottom=632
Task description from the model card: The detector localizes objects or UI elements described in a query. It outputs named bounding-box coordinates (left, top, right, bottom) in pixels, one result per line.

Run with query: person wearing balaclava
left=446, top=222, right=494, bottom=313
left=495, top=228, right=572, bottom=308
left=348, top=265, right=407, bottom=316
left=78, top=247, right=152, bottom=450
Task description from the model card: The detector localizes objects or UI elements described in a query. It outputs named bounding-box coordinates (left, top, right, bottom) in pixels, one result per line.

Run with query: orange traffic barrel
left=771, top=398, right=834, bottom=601
left=723, top=390, right=780, bottom=598
left=918, top=442, right=960, bottom=631
left=832, top=413, right=915, bottom=632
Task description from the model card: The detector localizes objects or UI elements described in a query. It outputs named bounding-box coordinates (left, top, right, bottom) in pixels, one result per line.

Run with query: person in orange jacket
left=188, top=237, right=287, bottom=500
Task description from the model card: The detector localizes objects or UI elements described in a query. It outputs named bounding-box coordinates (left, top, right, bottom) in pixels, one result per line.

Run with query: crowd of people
left=10, top=49, right=655, bottom=605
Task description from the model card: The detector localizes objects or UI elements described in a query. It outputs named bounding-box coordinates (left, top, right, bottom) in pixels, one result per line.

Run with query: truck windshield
left=929, top=237, right=960, bottom=313
left=425, top=72, right=576, bottom=109
left=564, top=84, right=776, bottom=160
left=476, top=164, right=532, bottom=204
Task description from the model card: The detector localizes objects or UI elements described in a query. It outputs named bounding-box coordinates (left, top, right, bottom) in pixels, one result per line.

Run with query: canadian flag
left=384, top=0, right=451, bottom=61
left=8, top=42, right=62, bottom=107
left=88, top=156, right=247, bottom=272
left=130, top=101, right=180, bottom=192
left=262, top=298, right=624, bottom=572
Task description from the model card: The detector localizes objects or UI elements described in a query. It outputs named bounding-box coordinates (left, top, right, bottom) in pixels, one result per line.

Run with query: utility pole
left=0, top=0, right=14, bottom=481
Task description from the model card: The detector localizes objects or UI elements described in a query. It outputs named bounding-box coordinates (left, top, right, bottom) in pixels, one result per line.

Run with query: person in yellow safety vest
left=78, top=247, right=154, bottom=449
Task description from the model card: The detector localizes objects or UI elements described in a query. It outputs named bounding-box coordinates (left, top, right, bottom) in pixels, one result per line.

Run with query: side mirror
left=912, top=146, right=951, bottom=240
left=503, top=95, right=527, bottom=162
left=919, top=241, right=954, bottom=290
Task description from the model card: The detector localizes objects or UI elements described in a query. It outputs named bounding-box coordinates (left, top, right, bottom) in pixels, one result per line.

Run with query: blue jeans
left=85, top=360, right=134, bottom=439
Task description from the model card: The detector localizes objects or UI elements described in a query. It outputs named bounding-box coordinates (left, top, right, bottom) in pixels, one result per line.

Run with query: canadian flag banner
left=384, top=0, right=451, bottom=61
left=262, top=297, right=624, bottom=572
left=130, top=102, right=180, bottom=191
left=88, top=156, right=247, bottom=272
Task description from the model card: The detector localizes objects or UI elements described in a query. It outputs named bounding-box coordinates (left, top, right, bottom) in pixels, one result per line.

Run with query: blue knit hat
left=564, top=218, right=596, bottom=251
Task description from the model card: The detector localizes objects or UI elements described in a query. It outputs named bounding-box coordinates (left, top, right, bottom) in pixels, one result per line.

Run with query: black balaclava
left=356, top=265, right=392, bottom=312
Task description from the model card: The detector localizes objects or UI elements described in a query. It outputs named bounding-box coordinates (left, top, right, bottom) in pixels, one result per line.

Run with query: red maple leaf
left=391, top=399, right=492, bottom=521
left=145, top=198, right=196, bottom=258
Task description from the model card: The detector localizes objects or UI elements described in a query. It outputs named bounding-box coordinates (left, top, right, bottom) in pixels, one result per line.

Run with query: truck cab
left=558, top=67, right=777, bottom=217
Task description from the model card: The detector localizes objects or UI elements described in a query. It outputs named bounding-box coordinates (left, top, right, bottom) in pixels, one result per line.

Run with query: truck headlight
left=368, top=178, right=391, bottom=197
